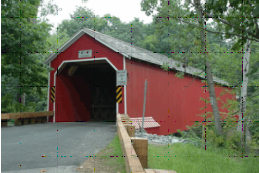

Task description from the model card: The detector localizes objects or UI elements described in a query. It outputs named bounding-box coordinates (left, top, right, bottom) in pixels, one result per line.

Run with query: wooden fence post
left=125, top=125, right=135, bottom=137
left=14, top=119, right=22, bottom=126
left=23, top=118, right=30, bottom=125
left=131, top=137, right=148, bottom=168
left=1, top=120, right=8, bottom=127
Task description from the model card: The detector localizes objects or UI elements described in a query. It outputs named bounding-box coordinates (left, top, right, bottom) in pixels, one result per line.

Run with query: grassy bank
left=148, top=143, right=259, bottom=173
left=96, top=134, right=126, bottom=173
left=80, top=134, right=126, bottom=173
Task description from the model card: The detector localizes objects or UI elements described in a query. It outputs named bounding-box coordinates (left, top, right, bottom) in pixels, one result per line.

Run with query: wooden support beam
left=117, top=114, right=145, bottom=173
left=30, top=118, right=36, bottom=124
left=123, top=123, right=133, bottom=127
left=40, top=117, right=47, bottom=123
left=20, top=119, right=25, bottom=125
left=23, top=118, right=30, bottom=125
left=131, top=137, right=148, bottom=169
left=14, top=119, right=22, bottom=126
left=1, top=114, right=10, bottom=120
left=121, top=116, right=129, bottom=119
left=1, top=111, right=53, bottom=126
left=1, top=111, right=54, bottom=120
left=1, top=120, right=7, bottom=127
left=35, top=117, right=42, bottom=123
left=117, top=114, right=177, bottom=173
left=125, top=125, right=135, bottom=137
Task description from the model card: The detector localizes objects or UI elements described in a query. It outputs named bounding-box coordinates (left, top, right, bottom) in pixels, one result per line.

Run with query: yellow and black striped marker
left=50, top=86, right=55, bottom=103
left=116, top=86, right=123, bottom=103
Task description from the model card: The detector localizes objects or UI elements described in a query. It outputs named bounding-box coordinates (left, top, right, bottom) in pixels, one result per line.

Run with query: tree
left=141, top=0, right=224, bottom=135
left=58, top=7, right=108, bottom=37
left=193, top=0, right=223, bottom=135
left=237, top=41, right=251, bottom=144
left=141, top=0, right=259, bottom=149
left=57, top=7, right=151, bottom=48
left=205, top=0, right=259, bottom=43
left=1, top=0, right=52, bottom=112
left=204, top=0, right=258, bottom=150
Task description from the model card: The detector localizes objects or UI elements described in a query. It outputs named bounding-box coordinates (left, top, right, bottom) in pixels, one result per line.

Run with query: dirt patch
left=77, top=157, right=116, bottom=173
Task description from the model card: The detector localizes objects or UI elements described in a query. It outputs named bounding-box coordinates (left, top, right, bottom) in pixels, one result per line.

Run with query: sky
left=43, top=0, right=153, bottom=32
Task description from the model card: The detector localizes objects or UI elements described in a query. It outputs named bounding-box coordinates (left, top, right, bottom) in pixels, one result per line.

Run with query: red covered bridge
left=45, top=28, right=234, bottom=135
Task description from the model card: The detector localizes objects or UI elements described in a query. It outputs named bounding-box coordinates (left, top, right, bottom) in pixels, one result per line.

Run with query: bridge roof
left=45, top=28, right=229, bottom=86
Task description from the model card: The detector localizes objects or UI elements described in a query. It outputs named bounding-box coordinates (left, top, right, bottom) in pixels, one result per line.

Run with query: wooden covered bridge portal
left=46, top=28, right=234, bottom=135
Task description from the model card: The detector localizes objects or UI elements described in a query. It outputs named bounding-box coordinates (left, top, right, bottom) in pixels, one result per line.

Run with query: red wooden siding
left=126, top=58, right=234, bottom=135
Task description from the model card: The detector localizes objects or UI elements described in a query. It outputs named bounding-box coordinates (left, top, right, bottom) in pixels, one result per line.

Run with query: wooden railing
left=117, top=114, right=177, bottom=173
left=117, top=113, right=146, bottom=173
left=1, top=111, right=54, bottom=126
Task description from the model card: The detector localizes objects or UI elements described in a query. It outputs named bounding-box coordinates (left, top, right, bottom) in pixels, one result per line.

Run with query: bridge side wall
left=125, top=58, right=235, bottom=135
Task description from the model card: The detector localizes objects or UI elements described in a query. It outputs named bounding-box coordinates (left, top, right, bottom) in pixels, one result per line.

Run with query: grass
left=94, top=134, right=126, bottom=173
left=148, top=143, right=259, bottom=173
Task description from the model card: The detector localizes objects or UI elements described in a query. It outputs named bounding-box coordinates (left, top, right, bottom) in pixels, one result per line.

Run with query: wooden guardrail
left=1, top=111, right=54, bottom=120
left=1, top=111, right=54, bottom=126
left=117, top=114, right=146, bottom=173
left=117, top=114, right=177, bottom=173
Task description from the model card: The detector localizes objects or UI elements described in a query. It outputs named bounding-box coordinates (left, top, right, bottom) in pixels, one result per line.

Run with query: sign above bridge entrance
left=116, top=70, right=127, bottom=86
left=78, top=49, right=92, bottom=58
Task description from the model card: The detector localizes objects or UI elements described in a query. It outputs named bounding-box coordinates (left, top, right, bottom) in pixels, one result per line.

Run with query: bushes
left=176, top=106, right=258, bottom=154
left=179, top=119, right=242, bottom=152
left=225, top=130, right=241, bottom=150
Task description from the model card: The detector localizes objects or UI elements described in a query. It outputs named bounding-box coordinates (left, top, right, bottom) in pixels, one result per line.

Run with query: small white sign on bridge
left=116, top=70, right=127, bottom=86
left=78, top=49, right=92, bottom=58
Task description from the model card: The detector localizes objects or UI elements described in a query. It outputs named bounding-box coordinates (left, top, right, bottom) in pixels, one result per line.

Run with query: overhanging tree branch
left=205, top=14, right=259, bottom=40
left=176, top=17, right=259, bottom=42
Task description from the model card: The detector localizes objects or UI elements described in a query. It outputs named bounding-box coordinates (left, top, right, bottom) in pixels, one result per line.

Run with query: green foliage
left=250, top=125, right=259, bottom=148
left=161, top=63, right=169, bottom=71
left=198, top=95, right=243, bottom=150
left=39, top=0, right=59, bottom=17
left=245, top=42, right=259, bottom=146
left=58, top=7, right=102, bottom=37
left=57, top=7, right=154, bottom=51
left=175, top=72, right=184, bottom=79
left=46, top=31, right=70, bottom=52
left=141, top=0, right=259, bottom=152
left=207, top=128, right=225, bottom=147
left=180, top=120, right=243, bottom=151
left=1, top=0, right=51, bottom=113
left=206, top=0, right=259, bottom=43
left=205, top=125, right=241, bottom=150
left=225, top=130, right=242, bottom=151
left=141, top=0, right=158, bottom=16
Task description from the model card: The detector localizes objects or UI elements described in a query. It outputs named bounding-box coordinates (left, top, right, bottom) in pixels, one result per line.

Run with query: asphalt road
left=1, top=122, right=116, bottom=172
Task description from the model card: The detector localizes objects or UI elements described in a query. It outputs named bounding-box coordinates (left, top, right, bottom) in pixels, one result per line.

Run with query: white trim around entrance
left=52, top=57, right=119, bottom=122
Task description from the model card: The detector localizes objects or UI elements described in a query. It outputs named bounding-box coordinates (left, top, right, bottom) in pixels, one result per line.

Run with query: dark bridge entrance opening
left=56, top=60, right=116, bottom=122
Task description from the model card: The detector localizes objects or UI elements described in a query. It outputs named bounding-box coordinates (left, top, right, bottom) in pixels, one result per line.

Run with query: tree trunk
left=205, top=61, right=223, bottom=135
left=194, top=0, right=223, bottom=135
left=237, top=40, right=251, bottom=132
left=237, top=40, right=251, bottom=153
